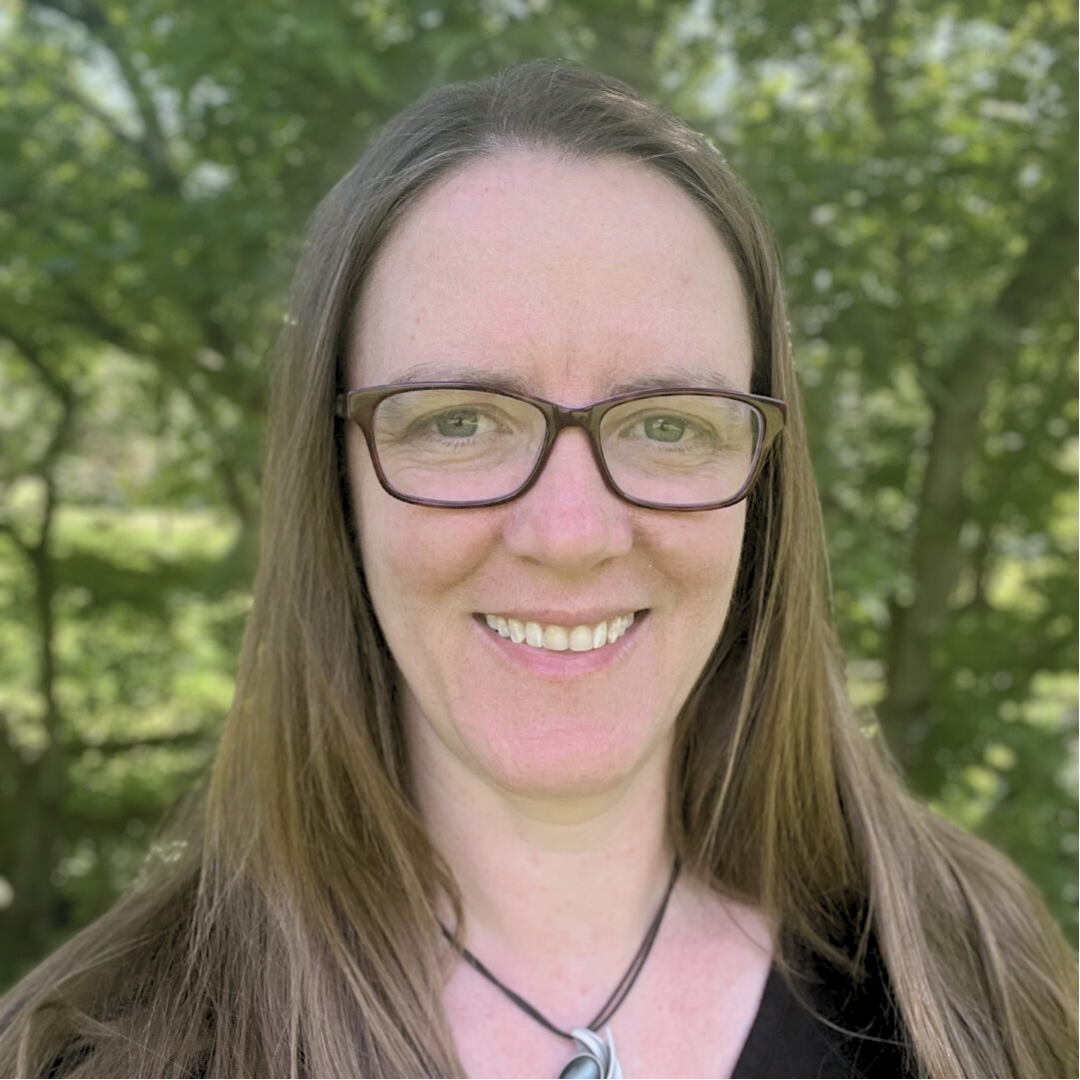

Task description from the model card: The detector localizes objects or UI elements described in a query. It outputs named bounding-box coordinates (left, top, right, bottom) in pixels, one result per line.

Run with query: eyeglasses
left=336, top=382, right=786, bottom=511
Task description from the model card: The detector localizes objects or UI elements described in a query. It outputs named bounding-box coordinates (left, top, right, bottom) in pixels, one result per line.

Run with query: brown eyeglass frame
left=335, top=381, right=787, bottom=512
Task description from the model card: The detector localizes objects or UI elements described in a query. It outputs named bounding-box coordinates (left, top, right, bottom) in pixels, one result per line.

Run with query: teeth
left=481, top=612, right=639, bottom=653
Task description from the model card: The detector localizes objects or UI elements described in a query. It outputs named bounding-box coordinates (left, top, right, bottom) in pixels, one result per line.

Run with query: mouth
left=475, top=609, right=649, bottom=654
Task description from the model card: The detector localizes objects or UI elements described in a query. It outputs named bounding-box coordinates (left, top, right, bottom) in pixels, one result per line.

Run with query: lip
left=473, top=607, right=647, bottom=625
left=471, top=610, right=649, bottom=678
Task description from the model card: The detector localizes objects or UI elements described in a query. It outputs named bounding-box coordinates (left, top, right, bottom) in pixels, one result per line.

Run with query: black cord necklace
left=442, top=859, right=681, bottom=1080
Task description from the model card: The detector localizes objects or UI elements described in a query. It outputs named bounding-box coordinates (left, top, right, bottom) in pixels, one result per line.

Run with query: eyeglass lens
left=371, top=388, right=762, bottom=507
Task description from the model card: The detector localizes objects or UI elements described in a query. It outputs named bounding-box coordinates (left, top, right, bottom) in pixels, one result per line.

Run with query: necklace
left=442, top=859, right=681, bottom=1080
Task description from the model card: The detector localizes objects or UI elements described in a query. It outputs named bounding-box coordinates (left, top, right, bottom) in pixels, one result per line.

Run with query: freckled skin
left=347, top=152, right=753, bottom=801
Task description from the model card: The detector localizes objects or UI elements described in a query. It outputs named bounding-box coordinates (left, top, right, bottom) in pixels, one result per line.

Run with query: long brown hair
left=2, top=59, right=1075, bottom=1079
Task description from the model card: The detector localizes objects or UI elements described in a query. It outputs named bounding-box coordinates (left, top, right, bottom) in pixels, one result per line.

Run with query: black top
left=731, top=958, right=911, bottom=1079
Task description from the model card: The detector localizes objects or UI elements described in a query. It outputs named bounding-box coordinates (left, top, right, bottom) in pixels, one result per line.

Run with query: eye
left=407, top=406, right=506, bottom=442
left=613, top=409, right=715, bottom=449
left=641, top=415, right=689, bottom=443
left=434, top=408, right=485, bottom=438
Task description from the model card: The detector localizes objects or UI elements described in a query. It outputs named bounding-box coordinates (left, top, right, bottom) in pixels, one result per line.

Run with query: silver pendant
left=558, top=1027, right=623, bottom=1079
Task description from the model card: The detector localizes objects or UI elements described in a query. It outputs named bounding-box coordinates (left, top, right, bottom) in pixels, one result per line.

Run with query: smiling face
left=346, top=152, right=754, bottom=801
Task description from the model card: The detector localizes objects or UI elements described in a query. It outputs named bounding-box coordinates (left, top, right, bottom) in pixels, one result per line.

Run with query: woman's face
left=347, top=152, right=753, bottom=800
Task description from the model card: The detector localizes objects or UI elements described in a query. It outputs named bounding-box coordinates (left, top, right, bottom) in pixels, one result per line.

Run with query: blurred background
left=0, top=0, right=1076, bottom=990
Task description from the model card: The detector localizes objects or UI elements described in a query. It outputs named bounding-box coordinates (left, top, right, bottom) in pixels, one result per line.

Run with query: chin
left=466, top=712, right=665, bottom=801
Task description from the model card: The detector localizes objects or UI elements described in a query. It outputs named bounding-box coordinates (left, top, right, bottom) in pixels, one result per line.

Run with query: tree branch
left=51, top=77, right=143, bottom=152
left=71, top=729, right=214, bottom=755
left=0, top=519, right=30, bottom=556
left=0, top=323, right=73, bottom=409
left=27, top=0, right=181, bottom=193
left=58, top=287, right=258, bottom=528
left=854, top=0, right=900, bottom=136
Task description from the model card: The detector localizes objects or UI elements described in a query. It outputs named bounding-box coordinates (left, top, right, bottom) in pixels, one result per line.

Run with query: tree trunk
left=879, top=344, right=1007, bottom=762
left=879, top=213, right=1072, bottom=763
left=6, top=477, right=67, bottom=965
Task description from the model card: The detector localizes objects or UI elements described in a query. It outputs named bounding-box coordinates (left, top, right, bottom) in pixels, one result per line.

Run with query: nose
left=501, top=428, right=634, bottom=573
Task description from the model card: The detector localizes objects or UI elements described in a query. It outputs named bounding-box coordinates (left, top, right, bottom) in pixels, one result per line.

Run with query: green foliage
left=0, top=0, right=1075, bottom=989
left=670, top=0, right=1078, bottom=941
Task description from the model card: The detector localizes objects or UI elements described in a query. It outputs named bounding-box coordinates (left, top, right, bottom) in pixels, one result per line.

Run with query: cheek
left=349, top=436, right=498, bottom=617
left=645, top=504, right=747, bottom=611
left=646, top=506, right=747, bottom=712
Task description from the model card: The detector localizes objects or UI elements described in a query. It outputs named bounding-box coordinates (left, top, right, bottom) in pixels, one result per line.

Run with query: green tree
left=0, top=0, right=680, bottom=985
left=669, top=0, right=1078, bottom=932
left=0, top=0, right=1075, bottom=989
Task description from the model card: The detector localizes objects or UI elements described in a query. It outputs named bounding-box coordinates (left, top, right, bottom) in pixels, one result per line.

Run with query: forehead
left=349, top=151, right=753, bottom=398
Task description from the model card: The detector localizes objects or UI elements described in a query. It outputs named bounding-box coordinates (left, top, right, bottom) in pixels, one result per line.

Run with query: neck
left=408, top=705, right=676, bottom=967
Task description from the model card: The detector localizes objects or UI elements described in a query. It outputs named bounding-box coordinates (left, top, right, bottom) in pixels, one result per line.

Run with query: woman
left=1, top=60, right=1075, bottom=1079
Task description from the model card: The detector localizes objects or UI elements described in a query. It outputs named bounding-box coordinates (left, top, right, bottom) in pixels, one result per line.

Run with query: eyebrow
left=383, top=361, right=746, bottom=397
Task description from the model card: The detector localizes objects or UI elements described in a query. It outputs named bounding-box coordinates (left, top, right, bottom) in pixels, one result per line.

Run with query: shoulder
left=733, top=931, right=913, bottom=1080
